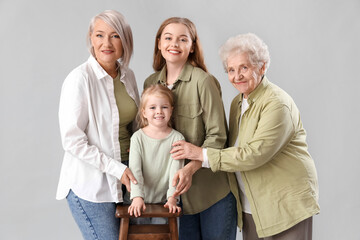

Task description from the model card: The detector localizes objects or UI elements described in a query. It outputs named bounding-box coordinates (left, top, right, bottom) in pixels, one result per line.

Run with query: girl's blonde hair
left=152, top=17, right=208, bottom=72
left=137, top=84, right=174, bottom=128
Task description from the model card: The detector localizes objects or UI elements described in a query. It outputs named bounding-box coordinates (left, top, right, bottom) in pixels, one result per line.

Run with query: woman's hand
left=164, top=196, right=181, bottom=213
left=172, top=161, right=202, bottom=197
left=120, top=168, right=137, bottom=192
left=170, top=140, right=204, bottom=161
left=128, top=197, right=146, bottom=217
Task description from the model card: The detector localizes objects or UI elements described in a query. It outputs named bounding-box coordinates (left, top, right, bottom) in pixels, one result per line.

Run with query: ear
left=190, top=44, right=194, bottom=53
left=259, top=62, right=266, bottom=75
left=142, top=108, right=146, bottom=118
left=157, top=38, right=161, bottom=51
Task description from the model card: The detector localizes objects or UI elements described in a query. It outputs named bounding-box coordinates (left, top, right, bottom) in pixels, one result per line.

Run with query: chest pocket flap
left=176, top=104, right=203, bottom=119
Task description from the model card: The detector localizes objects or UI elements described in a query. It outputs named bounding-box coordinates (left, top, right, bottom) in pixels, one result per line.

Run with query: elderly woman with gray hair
left=171, top=33, right=320, bottom=239
left=56, top=10, right=139, bottom=240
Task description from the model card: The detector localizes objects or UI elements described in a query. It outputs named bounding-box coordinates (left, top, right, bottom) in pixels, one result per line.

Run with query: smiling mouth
left=154, top=116, right=165, bottom=120
left=102, top=50, right=114, bottom=54
left=168, top=50, right=180, bottom=54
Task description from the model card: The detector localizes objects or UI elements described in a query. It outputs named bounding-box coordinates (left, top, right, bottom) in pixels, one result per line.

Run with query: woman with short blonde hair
left=56, top=10, right=139, bottom=240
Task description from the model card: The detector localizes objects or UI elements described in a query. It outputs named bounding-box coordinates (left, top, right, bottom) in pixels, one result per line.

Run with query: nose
left=156, top=107, right=163, bottom=114
left=103, top=36, right=112, bottom=46
left=171, top=39, right=179, bottom=47
left=235, top=71, right=243, bottom=81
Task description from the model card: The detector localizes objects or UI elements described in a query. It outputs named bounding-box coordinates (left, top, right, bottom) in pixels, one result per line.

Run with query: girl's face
left=142, top=94, right=173, bottom=128
left=158, top=23, right=193, bottom=67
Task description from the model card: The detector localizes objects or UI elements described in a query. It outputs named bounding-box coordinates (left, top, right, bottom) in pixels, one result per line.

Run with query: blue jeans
left=179, top=192, right=237, bottom=240
left=66, top=190, right=119, bottom=240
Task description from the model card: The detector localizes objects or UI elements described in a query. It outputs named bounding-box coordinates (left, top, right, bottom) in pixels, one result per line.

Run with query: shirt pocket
left=176, top=104, right=203, bottom=119
left=174, top=104, right=204, bottom=145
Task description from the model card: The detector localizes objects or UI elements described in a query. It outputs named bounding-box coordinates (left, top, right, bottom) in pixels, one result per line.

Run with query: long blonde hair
left=152, top=17, right=208, bottom=72
left=137, top=84, right=174, bottom=128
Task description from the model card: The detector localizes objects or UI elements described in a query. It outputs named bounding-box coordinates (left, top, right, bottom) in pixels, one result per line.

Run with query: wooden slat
left=129, top=224, right=169, bottom=234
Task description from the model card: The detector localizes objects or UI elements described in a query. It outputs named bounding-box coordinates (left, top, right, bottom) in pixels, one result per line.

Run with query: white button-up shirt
left=56, top=56, right=140, bottom=203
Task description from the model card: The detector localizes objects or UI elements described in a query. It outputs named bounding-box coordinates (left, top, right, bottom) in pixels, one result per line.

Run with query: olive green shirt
left=144, top=62, right=233, bottom=214
left=207, top=77, right=320, bottom=237
left=113, top=74, right=137, bottom=161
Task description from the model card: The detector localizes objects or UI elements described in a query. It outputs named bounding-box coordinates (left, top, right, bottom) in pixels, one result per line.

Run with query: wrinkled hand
left=164, top=196, right=181, bottom=213
left=120, top=168, right=137, bottom=192
left=128, top=197, right=146, bottom=217
left=172, top=161, right=202, bottom=197
left=170, top=140, right=203, bottom=161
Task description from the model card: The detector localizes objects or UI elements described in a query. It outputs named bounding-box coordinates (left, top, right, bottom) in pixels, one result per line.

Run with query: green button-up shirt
left=144, top=62, right=234, bottom=214
left=207, top=77, right=320, bottom=237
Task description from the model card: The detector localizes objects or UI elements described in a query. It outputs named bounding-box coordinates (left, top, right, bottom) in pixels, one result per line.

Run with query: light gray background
left=0, top=0, right=359, bottom=239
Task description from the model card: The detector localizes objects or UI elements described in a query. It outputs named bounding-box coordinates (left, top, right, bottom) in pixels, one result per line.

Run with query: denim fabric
left=179, top=192, right=237, bottom=240
left=66, top=190, right=119, bottom=240
left=130, top=216, right=168, bottom=225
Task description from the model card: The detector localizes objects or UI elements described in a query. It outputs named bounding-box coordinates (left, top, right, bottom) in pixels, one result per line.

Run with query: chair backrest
left=116, top=204, right=181, bottom=240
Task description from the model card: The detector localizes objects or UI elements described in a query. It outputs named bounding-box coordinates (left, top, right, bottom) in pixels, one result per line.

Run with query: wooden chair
left=116, top=204, right=181, bottom=240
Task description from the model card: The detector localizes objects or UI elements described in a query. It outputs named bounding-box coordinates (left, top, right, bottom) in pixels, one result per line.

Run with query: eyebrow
left=164, top=32, right=189, bottom=38
left=94, top=30, right=118, bottom=34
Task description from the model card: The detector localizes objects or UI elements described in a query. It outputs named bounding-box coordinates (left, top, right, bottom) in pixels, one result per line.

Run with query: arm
left=165, top=144, right=184, bottom=213
left=128, top=136, right=145, bottom=200
left=59, top=73, right=132, bottom=183
left=208, top=103, right=295, bottom=172
left=198, top=75, right=228, bottom=149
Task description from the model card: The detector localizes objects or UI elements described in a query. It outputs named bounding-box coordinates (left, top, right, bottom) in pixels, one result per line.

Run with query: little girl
left=128, top=84, right=184, bottom=220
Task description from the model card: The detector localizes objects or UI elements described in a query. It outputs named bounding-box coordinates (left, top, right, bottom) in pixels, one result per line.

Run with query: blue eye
left=96, top=34, right=103, bottom=38
left=165, top=37, right=171, bottom=40
left=112, top=35, right=120, bottom=38
left=150, top=106, right=156, bottom=109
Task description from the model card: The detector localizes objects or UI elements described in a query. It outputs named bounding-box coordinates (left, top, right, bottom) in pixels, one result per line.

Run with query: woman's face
left=90, top=19, right=123, bottom=70
left=158, top=23, right=193, bottom=67
left=226, top=53, right=264, bottom=98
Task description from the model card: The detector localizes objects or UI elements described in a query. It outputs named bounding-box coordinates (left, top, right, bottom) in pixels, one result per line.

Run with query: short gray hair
left=219, top=33, right=270, bottom=73
left=86, top=10, right=133, bottom=67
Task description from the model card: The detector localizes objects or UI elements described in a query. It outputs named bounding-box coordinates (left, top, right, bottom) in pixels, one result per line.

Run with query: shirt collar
left=88, top=55, right=126, bottom=81
left=156, top=62, right=194, bottom=85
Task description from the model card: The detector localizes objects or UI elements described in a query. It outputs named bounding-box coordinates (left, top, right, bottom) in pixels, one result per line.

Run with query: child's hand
left=164, top=196, right=181, bottom=213
left=128, top=197, right=146, bottom=217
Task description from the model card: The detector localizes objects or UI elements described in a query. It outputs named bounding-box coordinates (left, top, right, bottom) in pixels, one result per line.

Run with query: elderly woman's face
left=226, top=53, right=264, bottom=98
left=90, top=19, right=123, bottom=71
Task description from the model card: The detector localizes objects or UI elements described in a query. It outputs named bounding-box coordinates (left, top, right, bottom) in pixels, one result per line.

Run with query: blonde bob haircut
left=219, top=33, right=270, bottom=74
left=137, top=84, right=175, bottom=128
left=152, top=17, right=208, bottom=73
left=86, top=10, right=133, bottom=67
